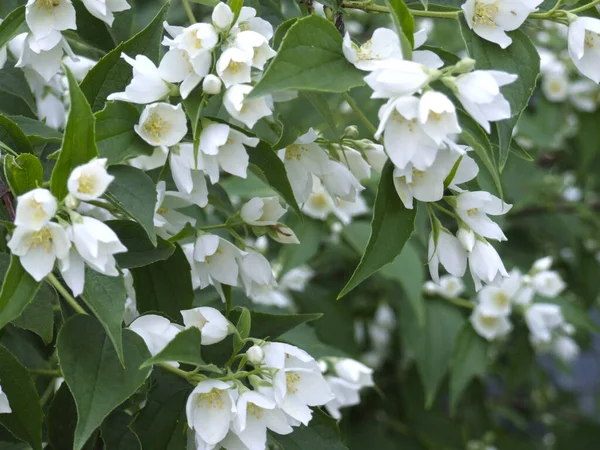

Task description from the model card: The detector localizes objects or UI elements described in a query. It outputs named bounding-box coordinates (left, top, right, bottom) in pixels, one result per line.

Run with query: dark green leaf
left=280, top=325, right=349, bottom=359
left=280, top=216, right=324, bottom=273
left=0, top=68, right=36, bottom=118
left=249, top=15, right=364, bottom=99
left=0, top=345, right=43, bottom=450
left=131, top=245, right=194, bottom=322
left=338, top=161, right=416, bottom=298
left=81, top=271, right=127, bottom=364
left=105, top=165, right=157, bottom=245
left=50, top=67, right=98, bottom=200
left=101, top=411, right=141, bottom=450
left=0, top=115, right=34, bottom=154
left=236, top=307, right=251, bottom=340
left=95, top=102, right=154, bottom=165
left=107, top=220, right=175, bottom=269
left=0, top=255, right=41, bottom=332
left=273, top=409, right=348, bottom=450
left=56, top=315, right=152, bottom=450
left=141, top=327, right=203, bottom=368
left=48, top=384, right=88, bottom=450
left=7, top=115, right=62, bottom=144
left=301, top=92, right=340, bottom=138
left=4, top=154, right=44, bottom=196
left=385, top=0, right=414, bottom=57
left=72, top=1, right=116, bottom=53
left=12, top=282, right=55, bottom=344
left=0, top=7, right=25, bottom=50
left=80, top=1, right=171, bottom=111
left=230, top=309, right=322, bottom=340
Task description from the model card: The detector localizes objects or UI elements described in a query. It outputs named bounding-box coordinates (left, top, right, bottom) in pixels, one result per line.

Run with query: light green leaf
left=338, top=161, right=416, bottom=298
left=7, top=115, right=62, bottom=144
left=12, top=282, right=55, bottom=344
left=0, top=345, right=43, bottom=450
left=131, top=245, right=194, bottom=322
left=273, top=409, right=348, bottom=450
left=249, top=15, right=364, bottom=99
left=236, top=307, right=252, bottom=340
left=105, top=165, right=157, bottom=245
left=95, top=102, right=154, bottom=165
left=0, top=115, right=34, bottom=154
left=385, top=0, right=414, bottom=58
left=0, top=255, right=41, bottom=332
left=50, top=67, right=98, bottom=200
left=459, top=19, right=540, bottom=171
left=449, top=325, right=488, bottom=413
left=4, top=154, right=44, bottom=196
left=141, top=327, right=203, bottom=368
left=56, top=315, right=152, bottom=450
left=81, top=271, right=127, bottom=364
left=280, top=325, right=349, bottom=359
left=80, top=1, right=171, bottom=112
left=107, top=220, right=175, bottom=269
left=0, top=7, right=25, bottom=50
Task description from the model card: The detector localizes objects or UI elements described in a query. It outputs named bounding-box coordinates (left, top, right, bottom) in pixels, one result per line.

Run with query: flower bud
left=457, top=227, right=475, bottom=252
left=423, top=281, right=438, bottom=295
left=212, top=2, right=234, bottom=30
left=344, top=125, right=359, bottom=139
left=532, top=256, right=553, bottom=272
left=453, top=57, right=476, bottom=74
left=246, top=345, right=264, bottom=365
left=202, top=74, right=222, bottom=95
left=64, top=193, right=80, bottom=210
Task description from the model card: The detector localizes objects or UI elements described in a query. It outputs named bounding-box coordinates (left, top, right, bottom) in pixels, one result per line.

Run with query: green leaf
left=105, top=165, right=157, bottom=245
left=385, top=0, right=414, bottom=58
left=301, top=91, right=340, bottom=138
left=56, top=314, right=152, bottom=450
left=81, top=271, right=127, bottom=364
left=101, top=411, right=141, bottom=450
left=0, top=345, right=43, bottom=450
left=72, top=1, right=116, bottom=53
left=12, top=282, right=55, bottom=344
left=7, top=115, right=62, bottom=144
left=236, top=307, right=252, bottom=340
left=0, top=7, right=25, bottom=50
left=4, top=154, right=44, bottom=196
left=400, top=298, right=465, bottom=407
left=449, top=325, right=488, bottom=413
left=249, top=15, right=364, bottom=99
left=230, top=309, right=322, bottom=340
left=459, top=19, right=540, bottom=171
left=50, top=67, right=98, bottom=200
left=48, top=384, right=94, bottom=450
left=0, top=68, right=36, bottom=117
left=273, top=409, right=348, bottom=450
left=0, top=255, right=41, bottom=332
left=273, top=18, right=297, bottom=49
left=141, top=327, right=203, bottom=368
left=80, top=1, right=171, bottom=111
left=338, top=161, right=416, bottom=298
left=230, top=0, right=244, bottom=23
left=107, top=220, right=175, bottom=269
left=0, top=115, right=34, bottom=154
left=249, top=141, right=302, bottom=218
left=280, top=216, right=324, bottom=273
left=280, top=325, right=349, bottom=359
left=95, top=102, right=154, bottom=165
left=131, top=245, right=194, bottom=321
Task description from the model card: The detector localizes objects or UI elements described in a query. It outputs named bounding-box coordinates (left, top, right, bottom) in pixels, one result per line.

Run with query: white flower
left=532, top=271, right=566, bottom=298
left=63, top=54, right=96, bottom=82
left=71, top=216, right=127, bottom=276
left=169, top=23, right=218, bottom=58
left=438, top=275, right=465, bottom=298
left=212, top=2, right=235, bottom=30
left=302, top=180, right=335, bottom=220
left=241, top=197, right=286, bottom=226
left=280, top=266, right=314, bottom=291
left=525, top=303, right=565, bottom=344
left=470, top=306, right=512, bottom=341
left=553, top=336, right=579, bottom=363
left=232, top=7, right=273, bottom=40
left=58, top=248, right=85, bottom=296
left=202, top=74, right=222, bottom=95
left=107, top=54, right=170, bottom=104
left=568, top=17, right=600, bottom=83
left=231, top=31, right=276, bottom=70
left=334, top=359, right=374, bottom=388
left=135, top=103, right=187, bottom=147
left=428, top=228, right=467, bottom=283
left=36, top=91, right=66, bottom=129
left=14, top=188, right=57, bottom=231
left=412, top=29, right=443, bottom=69
left=240, top=250, right=277, bottom=297
left=247, top=345, right=264, bottom=365
left=67, top=158, right=114, bottom=201
left=342, top=28, right=403, bottom=71
left=180, top=307, right=231, bottom=345
left=216, top=47, right=253, bottom=88
left=418, top=91, right=461, bottom=144
left=168, top=144, right=209, bottom=201
left=532, top=256, right=553, bottom=272
left=223, top=84, right=273, bottom=128
left=81, top=0, right=130, bottom=25
left=158, top=49, right=209, bottom=99
left=453, top=70, right=517, bottom=133
left=468, top=240, right=508, bottom=291
left=320, top=160, right=364, bottom=203
left=186, top=380, right=234, bottom=446
left=193, top=234, right=242, bottom=288
left=333, top=196, right=368, bottom=225
left=338, top=146, right=371, bottom=181
left=233, top=391, right=293, bottom=450
left=26, top=0, right=76, bottom=45
left=364, top=60, right=431, bottom=99
left=324, top=376, right=361, bottom=419
left=13, top=33, right=75, bottom=82
left=269, top=226, right=300, bottom=245
left=476, top=274, right=521, bottom=317
left=0, top=386, right=11, bottom=414
left=462, top=0, right=543, bottom=48
left=8, top=223, right=70, bottom=281
left=569, top=79, right=599, bottom=111
left=128, top=146, right=169, bottom=170
left=198, top=123, right=259, bottom=183
left=455, top=191, right=512, bottom=241
left=542, top=71, right=569, bottom=102
left=154, top=182, right=198, bottom=238
left=457, top=227, right=476, bottom=252
left=129, top=314, right=183, bottom=358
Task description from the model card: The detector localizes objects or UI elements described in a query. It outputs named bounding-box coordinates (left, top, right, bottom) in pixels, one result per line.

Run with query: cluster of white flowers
left=8, top=159, right=127, bottom=295
left=127, top=307, right=366, bottom=449
left=355, top=303, right=397, bottom=369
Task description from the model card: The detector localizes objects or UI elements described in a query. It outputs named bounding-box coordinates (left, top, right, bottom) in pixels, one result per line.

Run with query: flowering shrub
left=0, top=0, right=597, bottom=448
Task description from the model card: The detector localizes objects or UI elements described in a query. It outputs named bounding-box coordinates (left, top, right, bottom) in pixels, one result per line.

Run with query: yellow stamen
left=36, top=0, right=60, bottom=8
left=247, top=403, right=263, bottom=419
left=473, top=1, right=499, bottom=27
left=466, top=208, right=479, bottom=217
left=27, top=227, right=53, bottom=252
left=77, top=173, right=97, bottom=195
left=197, top=389, right=224, bottom=409
left=142, top=113, right=171, bottom=142
left=286, top=373, right=301, bottom=394
left=284, top=144, right=307, bottom=161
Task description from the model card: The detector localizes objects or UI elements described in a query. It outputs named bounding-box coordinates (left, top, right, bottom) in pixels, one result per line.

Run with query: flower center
left=548, top=80, right=563, bottom=94
left=479, top=314, right=498, bottom=328
left=472, top=1, right=499, bottom=27
left=311, top=193, right=330, bottom=209
left=430, top=111, right=442, bottom=121
left=585, top=31, right=599, bottom=48
left=357, top=40, right=373, bottom=60
left=143, top=113, right=171, bottom=141
left=35, top=0, right=60, bottom=8
left=286, top=372, right=301, bottom=394
left=228, top=61, right=244, bottom=74
left=27, top=227, right=53, bottom=252
left=284, top=144, right=306, bottom=161
left=156, top=207, right=169, bottom=215
left=29, top=199, right=47, bottom=221
left=78, top=173, right=97, bottom=195
left=197, top=389, right=224, bottom=409
left=493, top=291, right=509, bottom=307
left=466, top=208, right=479, bottom=217
left=247, top=402, right=263, bottom=419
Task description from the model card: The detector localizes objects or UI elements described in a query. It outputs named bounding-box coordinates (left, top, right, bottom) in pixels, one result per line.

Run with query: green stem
left=568, top=0, right=600, bottom=14
left=47, top=273, right=87, bottom=315
left=445, top=296, right=474, bottom=309
left=341, top=1, right=461, bottom=18
left=39, top=381, right=56, bottom=407
left=432, top=202, right=459, bottom=220
left=29, top=368, right=61, bottom=377
left=158, top=362, right=196, bottom=380
left=342, top=92, right=377, bottom=136
left=182, top=0, right=196, bottom=24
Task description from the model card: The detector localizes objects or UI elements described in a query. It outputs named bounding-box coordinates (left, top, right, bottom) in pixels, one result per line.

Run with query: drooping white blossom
left=129, top=314, right=183, bottom=359
left=568, top=16, right=600, bottom=83
left=135, top=103, right=188, bottom=147
left=525, top=303, right=566, bottom=345
left=532, top=270, right=566, bottom=298
left=470, top=306, right=512, bottom=341
left=455, top=191, right=512, bottom=241
left=14, top=188, right=57, bottom=231
left=223, top=84, right=273, bottom=128
left=67, top=158, right=114, bottom=201
left=81, top=0, right=131, bottom=26
left=25, top=0, right=76, bottom=48
left=428, top=228, right=467, bottom=283
left=240, top=250, right=277, bottom=298
left=468, top=239, right=508, bottom=290
left=342, top=28, right=403, bottom=71
left=181, top=307, right=232, bottom=345
left=186, top=380, right=235, bottom=446
left=193, top=234, right=242, bottom=288
left=107, top=54, right=170, bottom=104
left=241, top=197, right=286, bottom=226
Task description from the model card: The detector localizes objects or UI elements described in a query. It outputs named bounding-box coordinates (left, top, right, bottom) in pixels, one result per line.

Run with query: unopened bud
left=202, top=74, right=222, bottom=95
left=454, top=57, right=476, bottom=74
left=65, top=193, right=80, bottom=210
left=212, top=2, right=234, bottom=30
left=318, top=360, right=328, bottom=373
left=532, top=256, right=552, bottom=272
left=423, top=281, right=438, bottom=295
left=457, top=228, right=475, bottom=252
left=246, top=345, right=264, bottom=365
left=344, top=125, right=359, bottom=139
